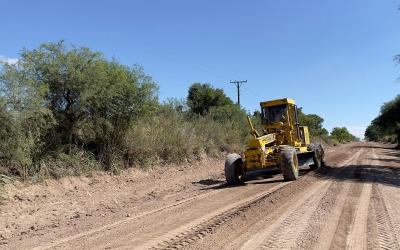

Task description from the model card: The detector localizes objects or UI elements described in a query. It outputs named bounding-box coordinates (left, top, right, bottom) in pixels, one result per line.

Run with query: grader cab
left=225, top=98, right=324, bottom=184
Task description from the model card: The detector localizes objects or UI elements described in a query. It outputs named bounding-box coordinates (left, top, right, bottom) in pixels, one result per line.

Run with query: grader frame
left=225, top=98, right=324, bottom=184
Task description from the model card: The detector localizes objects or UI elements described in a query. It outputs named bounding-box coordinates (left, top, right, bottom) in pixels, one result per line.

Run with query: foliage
left=0, top=41, right=158, bottom=178
left=0, top=41, right=159, bottom=174
left=0, top=42, right=249, bottom=180
left=365, top=122, right=384, bottom=142
left=295, top=108, right=358, bottom=145
left=365, top=95, right=400, bottom=145
left=123, top=103, right=247, bottom=166
left=330, top=127, right=358, bottom=143
left=365, top=53, right=400, bottom=145
left=32, top=148, right=101, bottom=181
left=297, top=108, right=329, bottom=137
left=0, top=40, right=357, bottom=183
left=0, top=61, right=55, bottom=177
left=187, top=83, right=233, bottom=115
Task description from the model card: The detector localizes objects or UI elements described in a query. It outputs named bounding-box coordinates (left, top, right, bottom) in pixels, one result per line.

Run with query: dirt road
left=1, top=142, right=400, bottom=249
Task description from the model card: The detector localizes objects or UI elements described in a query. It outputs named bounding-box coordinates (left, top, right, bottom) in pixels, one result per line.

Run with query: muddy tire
left=308, top=143, right=324, bottom=170
left=280, top=147, right=299, bottom=181
left=225, top=153, right=244, bottom=185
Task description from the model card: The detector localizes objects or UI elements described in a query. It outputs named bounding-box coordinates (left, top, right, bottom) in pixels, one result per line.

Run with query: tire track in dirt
left=257, top=179, right=333, bottom=249
left=296, top=171, right=352, bottom=249
left=296, top=146, right=370, bottom=249
left=15, top=144, right=364, bottom=250
left=380, top=186, right=400, bottom=247
left=344, top=147, right=383, bottom=250
left=345, top=183, right=372, bottom=249
left=328, top=153, right=367, bottom=249
left=369, top=148, right=400, bottom=249
left=310, top=146, right=372, bottom=250
left=310, top=182, right=353, bottom=250
left=140, top=182, right=291, bottom=249
left=240, top=148, right=363, bottom=250
left=35, top=174, right=288, bottom=250
left=146, top=148, right=361, bottom=250
left=380, top=188, right=400, bottom=248
left=371, top=185, right=399, bottom=250
left=33, top=183, right=227, bottom=250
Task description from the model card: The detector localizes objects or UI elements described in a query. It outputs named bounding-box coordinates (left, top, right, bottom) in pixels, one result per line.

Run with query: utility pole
left=230, top=80, right=247, bottom=107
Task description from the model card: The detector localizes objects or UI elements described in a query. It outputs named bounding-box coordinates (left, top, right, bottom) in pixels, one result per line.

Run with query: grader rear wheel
left=225, top=153, right=244, bottom=185
left=280, top=147, right=299, bottom=181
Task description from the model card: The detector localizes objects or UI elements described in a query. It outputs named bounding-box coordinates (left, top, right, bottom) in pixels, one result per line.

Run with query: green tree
left=364, top=122, right=383, bottom=141
left=297, top=108, right=329, bottom=136
left=373, top=95, right=400, bottom=145
left=365, top=53, right=400, bottom=146
left=0, top=61, right=55, bottom=176
left=330, top=127, right=358, bottom=143
left=1, top=41, right=159, bottom=169
left=187, top=83, right=233, bottom=115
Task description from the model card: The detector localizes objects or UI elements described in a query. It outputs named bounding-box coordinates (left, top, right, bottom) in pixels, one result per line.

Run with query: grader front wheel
left=280, top=148, right=299, bottom=181
left=225, top=153, right=244, bottom=185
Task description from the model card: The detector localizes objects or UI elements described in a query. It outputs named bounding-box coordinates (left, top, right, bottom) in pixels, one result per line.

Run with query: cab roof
left=260, top=98, right=295, bottom=107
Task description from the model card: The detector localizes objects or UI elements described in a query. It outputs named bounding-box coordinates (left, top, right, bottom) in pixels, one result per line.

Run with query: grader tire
left=280, top=147, right=299, bottom=181
left=225, top=153, right=244, bottom=185
left=308, top=143, right=324, bottom=170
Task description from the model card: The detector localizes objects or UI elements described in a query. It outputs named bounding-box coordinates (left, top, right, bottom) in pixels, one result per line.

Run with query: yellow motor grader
left=225, top=98, right=324, bottom=184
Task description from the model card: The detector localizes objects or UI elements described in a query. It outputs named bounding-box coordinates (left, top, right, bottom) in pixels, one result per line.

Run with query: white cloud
left=0, top=55, right=19, bottom=65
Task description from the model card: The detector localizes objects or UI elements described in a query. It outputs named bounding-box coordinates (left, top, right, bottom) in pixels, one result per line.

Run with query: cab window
left=262, top=105, right=287, bottom=124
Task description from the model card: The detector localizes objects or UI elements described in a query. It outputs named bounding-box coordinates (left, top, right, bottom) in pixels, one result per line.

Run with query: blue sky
left=1, top=0, right=399, bottom=138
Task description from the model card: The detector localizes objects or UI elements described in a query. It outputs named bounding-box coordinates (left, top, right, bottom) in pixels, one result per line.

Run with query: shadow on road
left=192, top=179, right=225, bottom=186
left=350, top=144, right=396, bottom=150
left=367, top=158, right=400, bottom=164
left=316, top=164, right=400, bottom=188
left=382, top=151, right=400, bottom=158
left=197, top=166, right=313, bottom=190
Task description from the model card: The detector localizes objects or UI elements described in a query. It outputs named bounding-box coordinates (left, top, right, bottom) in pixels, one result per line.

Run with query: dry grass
left=124, top=112, right=246, bottom=167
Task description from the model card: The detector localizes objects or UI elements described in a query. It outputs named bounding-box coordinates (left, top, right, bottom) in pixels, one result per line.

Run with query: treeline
left=365, top=95, right=400, bottom=148
left=0, top=42, right=251, bottom=180
left=0, top=41, right=357, bottom=181
left=296, top=109, right=358, bottom=144
left=365, top=52, right=400, bottom=148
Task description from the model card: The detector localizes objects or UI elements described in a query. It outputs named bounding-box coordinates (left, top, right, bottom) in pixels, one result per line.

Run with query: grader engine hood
left=244, top=133, right=276, bottom=169
left=247, top=133, right=276, bottom=149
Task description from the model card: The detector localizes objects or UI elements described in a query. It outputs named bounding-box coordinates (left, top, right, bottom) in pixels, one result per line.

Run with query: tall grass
left=124, top=108, right=247, bottom=167
left=0, top=106, right=249, bottom=181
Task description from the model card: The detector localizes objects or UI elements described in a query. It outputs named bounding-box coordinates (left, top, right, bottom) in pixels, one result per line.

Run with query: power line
left=230, top=80, right=247, bottom=107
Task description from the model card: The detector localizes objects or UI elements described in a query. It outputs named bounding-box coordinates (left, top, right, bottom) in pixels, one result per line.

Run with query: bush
left=32, top=148, right=101, bottom=181
left=0, top=41, right=159, bottom=179
left=0, top=64, right=55, bottom=178
left=124, top=109, right=201, bottom=166
left=330, top=127, right=358, bottom=143
left=187, top=83, right=233, bottom=115
left=298, top=108, right=329, bottom=137
left=123, top=104, right=248, bottom=167
left=0, top=42, right=253, bottom=181
left=366, top=95, right=400, bottom=146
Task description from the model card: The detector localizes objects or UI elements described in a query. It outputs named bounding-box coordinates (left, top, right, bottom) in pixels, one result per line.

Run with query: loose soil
left=1, top=142, right=399, bottom=250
